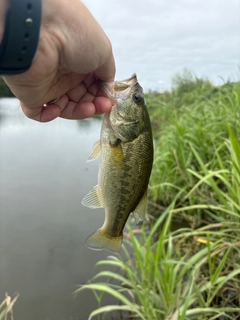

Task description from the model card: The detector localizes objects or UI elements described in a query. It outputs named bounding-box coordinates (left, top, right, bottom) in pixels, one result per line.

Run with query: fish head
left=99, top=74, right=148, bottom=142
left=100, top=73, right=145, bottom=120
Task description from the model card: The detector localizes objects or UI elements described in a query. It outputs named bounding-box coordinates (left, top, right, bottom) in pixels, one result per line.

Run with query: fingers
left=71, top=97, right=112, bottom=118
left=94, top=51, right=116, bottom=82
left=67, top=75, right=97, bottom=102
left=55, top=96, right=112, bottom=119
left=20, top=90, right=113, bottom=122
left=20, top=95, right=69, bottom=122
left=20, top=74, right=114, bottom=122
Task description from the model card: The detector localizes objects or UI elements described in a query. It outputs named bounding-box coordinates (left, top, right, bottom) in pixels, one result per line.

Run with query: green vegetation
left=78, top=70, right=240, bottom=319
left=0, top=293, right=18, bottom=320
left=148, top=70, right=239, bottom=211
left=0, top=77, right=15, bottom=97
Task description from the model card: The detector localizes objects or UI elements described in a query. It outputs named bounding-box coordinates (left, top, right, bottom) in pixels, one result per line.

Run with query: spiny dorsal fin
left=132, top=189, right=148, bottom=224
left=81, top=185, right=103, bottom=209
left=87, top=141, right=101, bottom=162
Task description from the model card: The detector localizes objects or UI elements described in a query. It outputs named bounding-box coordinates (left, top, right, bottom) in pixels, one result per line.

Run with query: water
left=0, top=99, right=115, bottom=319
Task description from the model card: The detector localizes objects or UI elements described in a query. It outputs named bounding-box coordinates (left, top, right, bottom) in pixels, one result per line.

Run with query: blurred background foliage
left=0, top=77, right=15, bottom=98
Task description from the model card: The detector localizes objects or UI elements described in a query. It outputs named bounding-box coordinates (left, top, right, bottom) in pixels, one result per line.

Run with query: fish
left=82, top=74, right=153, bottom=253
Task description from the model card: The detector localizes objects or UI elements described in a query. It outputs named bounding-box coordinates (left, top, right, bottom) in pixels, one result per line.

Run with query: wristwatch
left=0, top=0, right=41, bottom=75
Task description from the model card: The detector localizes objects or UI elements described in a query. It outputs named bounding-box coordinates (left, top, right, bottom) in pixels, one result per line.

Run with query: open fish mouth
left=98, top=73, right=139, bottom=102
left=114, top=73, right=138, bottom=91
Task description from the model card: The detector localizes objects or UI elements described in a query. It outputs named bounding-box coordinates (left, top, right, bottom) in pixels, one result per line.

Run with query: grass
left=77, top=203, right=240, bottom=319
left=148, top=72, right=240, bottom=208
left=77, top=70, right=240, bottom=319
left=0, top=293, right=18, bottom=320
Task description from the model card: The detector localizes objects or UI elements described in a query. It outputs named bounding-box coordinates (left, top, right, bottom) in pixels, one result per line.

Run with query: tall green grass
left=148, top=72, right=240, bottom=210
left=77, top=195, right=240, bottom=319
left=78, top=72, right=240, bottom=319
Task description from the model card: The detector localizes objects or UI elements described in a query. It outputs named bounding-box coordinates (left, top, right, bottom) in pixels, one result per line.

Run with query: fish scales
left=100, top=120, right=152, bottom=235
left=82, top=74, right=153, bottom=253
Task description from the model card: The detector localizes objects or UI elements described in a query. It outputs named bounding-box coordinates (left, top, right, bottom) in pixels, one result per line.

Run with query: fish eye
left=133, top=92, right=143, bottom=104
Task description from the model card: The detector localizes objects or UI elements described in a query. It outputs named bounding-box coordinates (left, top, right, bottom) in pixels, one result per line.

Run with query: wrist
left=0, top=0, right=42, bottom=75
left=0, top=0, right=9, bottom=42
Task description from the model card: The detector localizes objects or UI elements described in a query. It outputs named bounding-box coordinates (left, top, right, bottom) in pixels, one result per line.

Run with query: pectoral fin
left=81, top=185, right=103, bottom=209
left=87, top=141, right=101, bottom=162
left=132, top=190, right=148, bottom=224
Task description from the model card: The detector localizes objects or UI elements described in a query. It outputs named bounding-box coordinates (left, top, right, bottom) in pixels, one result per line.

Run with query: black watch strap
left=0, top=0, right=42, bottom=75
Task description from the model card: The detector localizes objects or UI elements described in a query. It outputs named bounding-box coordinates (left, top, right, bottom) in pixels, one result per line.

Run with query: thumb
left=94, top=52, right=116, bottom=82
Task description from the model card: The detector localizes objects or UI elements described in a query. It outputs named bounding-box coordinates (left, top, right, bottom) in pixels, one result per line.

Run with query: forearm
left=0, top=0, right=9, bottom=42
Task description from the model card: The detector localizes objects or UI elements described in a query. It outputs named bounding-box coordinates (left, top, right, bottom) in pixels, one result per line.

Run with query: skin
left=0, top=0, right=115, bottom=122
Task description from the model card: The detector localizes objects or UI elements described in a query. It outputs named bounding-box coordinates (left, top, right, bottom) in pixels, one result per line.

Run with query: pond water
left=0, top=99, right=116, bottom=319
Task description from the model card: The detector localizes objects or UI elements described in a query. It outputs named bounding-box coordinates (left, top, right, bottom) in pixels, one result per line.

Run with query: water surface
left=0, top=98, right=115, bottom=319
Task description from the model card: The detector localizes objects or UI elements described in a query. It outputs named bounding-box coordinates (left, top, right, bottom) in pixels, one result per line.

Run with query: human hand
left=3, top=0, right=115, bottom=122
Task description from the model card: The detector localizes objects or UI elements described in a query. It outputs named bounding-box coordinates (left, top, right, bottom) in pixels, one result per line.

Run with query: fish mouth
left=114, top=73, right=138, bottom=91
left=98, top=74, right=138, bottom=102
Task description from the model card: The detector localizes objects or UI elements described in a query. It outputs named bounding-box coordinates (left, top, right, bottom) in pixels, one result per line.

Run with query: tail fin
left=85, top=229, right=122, bottom=253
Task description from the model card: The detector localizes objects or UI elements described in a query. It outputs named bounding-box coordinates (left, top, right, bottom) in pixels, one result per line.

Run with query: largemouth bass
left=82, top=74, right=153, bottom=253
